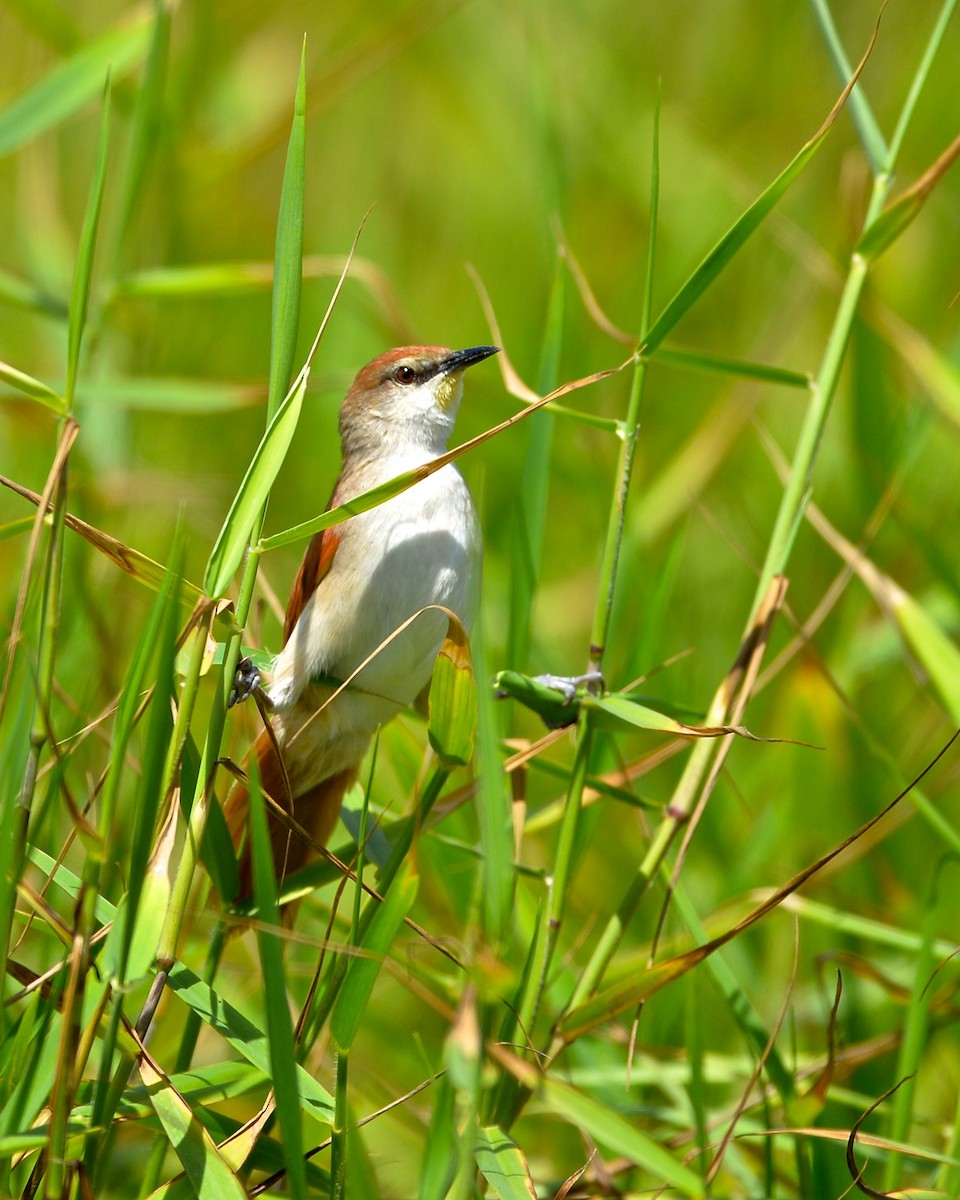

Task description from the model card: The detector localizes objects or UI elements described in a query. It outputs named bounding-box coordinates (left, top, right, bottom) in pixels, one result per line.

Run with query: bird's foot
left=532, top=671, right=605, bottom=705
left=228, top=656, right=262, bottom=708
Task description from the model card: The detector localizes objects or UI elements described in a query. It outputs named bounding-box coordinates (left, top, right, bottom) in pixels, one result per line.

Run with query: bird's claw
left=228, top=656, right=262, bottom=708
left=532, top=671, right=605, bottom=705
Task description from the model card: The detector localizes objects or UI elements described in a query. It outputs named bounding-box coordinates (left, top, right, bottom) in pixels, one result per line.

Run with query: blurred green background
left=2, top=0, right=960, bottom=1194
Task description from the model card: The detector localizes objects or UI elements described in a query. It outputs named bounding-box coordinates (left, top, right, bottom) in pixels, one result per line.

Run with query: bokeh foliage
left=2, top=1, right=960, bottom=1196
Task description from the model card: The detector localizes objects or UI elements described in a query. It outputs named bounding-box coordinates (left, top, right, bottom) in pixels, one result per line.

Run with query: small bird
left=223, top=343, right=498, bottom=901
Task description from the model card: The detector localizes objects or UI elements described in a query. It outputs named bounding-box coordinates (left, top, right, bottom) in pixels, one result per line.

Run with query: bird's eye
left=393, top=365, right=416, bottom=385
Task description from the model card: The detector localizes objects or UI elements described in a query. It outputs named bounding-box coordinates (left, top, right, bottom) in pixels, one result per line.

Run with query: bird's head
left=339, top=344, right=499, bottom=459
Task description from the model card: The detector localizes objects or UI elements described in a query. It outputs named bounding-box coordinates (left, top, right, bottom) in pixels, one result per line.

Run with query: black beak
left=441, top=345, right=500, bottom=374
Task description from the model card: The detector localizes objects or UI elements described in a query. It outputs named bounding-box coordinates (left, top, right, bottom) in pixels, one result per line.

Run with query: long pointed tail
left=222, top=728, right=356, bottom=902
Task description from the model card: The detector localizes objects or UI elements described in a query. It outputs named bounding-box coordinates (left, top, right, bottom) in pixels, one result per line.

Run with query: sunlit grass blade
left=418, top=1076, right=458, bottom=1200
left=474, top=1125, right=537, bottom=1200
left=330, top=858, right=418, bottom=1052
left=641, top=36, right=875, bottom=356
left=205, top=208, right=364, bottom=599
left=138, top=1046, right=247, bottom=1199
left=813, top=512, right=960, bottom=723
left=0, top=360, right=66, bottom=413
left=203, top=363, right=310, bottom=597
left=248, top=763, right=306, bottom=1200
left=493, top=1047, right=702, bottom=1196
left=164, top=962, right=335, bottom=1125
left=427, top=615, right=477, bottom=769
left=74, top=376, right=265, bottom=412
left=0, top=9, right=151, bottom=158
left=267, top=38, right=306, bottom=421
left=648, top=343, right=811, bottom=388
left=886, top=0, right=960, bottom=166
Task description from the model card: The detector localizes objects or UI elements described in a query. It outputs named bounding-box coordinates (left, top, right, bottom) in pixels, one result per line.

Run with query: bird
left=222, top=343, right=499, bottom=902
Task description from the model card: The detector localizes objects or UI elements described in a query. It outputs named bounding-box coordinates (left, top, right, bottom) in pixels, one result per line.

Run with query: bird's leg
left=228, top=656, right=264, bottom=708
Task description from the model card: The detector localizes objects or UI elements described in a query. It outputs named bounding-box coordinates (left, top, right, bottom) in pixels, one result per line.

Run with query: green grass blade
left=418, top=1076, right=458, bottom=1200
left=648, top=343, right=811, bottom=388
left=267, top=38, right=306, bottom=422
left=857, top=132, right=960, bottom=263
left=536, top=1072, right=702, bottom=1195
left=330, top=858, right=418, bottom=1052
left=0, top=360, right=66, bottom=413
left=202, top=367, right=308, bottom=597
left=507, top=255, right=563, bottom=673
left=887, top=0, right=960, bottom=167
left=248, top=764, right=306, bottom=1200
left=164, top=962, right=335, bottom=1125
left=882, top=861, right=948, bottom=1192
left=475, top=1125, right=537, bottom=1200
left=642, top=61, right=866, bottom=357
left=73, top=377, right=264, bottom=413
left=65, top=77, right=111, bottom=407
left=139, top=1052, right=247, bottom=1199
left=0, top=10, right=151, bottom=158
left=427, top=617, right=478, bottom=769
left=809, top=0, right=888, bottom=173
left=111, top=0, right=171, bottom=269
left=473, top=630, right=514, bottom=945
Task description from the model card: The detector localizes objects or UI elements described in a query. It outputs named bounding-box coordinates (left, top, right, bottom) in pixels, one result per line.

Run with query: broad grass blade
left=428, top=615, right=477, bottom=768
left=139, top=1049, right=246, bottom=1199
left=417, top=1076, right=457, bottom=1200
left=203, top=368, right=309, bottom=597
left=74, top=377, right=264, bottom=413
left=0, top=361, right=66, bottom=413
left=494, top=1048, right=702, bottom=1195
left=642, top=44, right=874, bottom=357
left=267, top=39, right=306, bottom=421
left=0, top=11, right=151, bottom=158
left=648, top=343, right=810, bottom=389
left=330, top=858, right=418, bottom=1052
left=475, top=1125, right=537, bottom=1200
left=165, top=962, right=335, bottom=1125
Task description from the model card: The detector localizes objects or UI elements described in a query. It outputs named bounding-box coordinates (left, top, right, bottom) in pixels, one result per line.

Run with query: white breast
left=270, top=462, right=479, bottom=712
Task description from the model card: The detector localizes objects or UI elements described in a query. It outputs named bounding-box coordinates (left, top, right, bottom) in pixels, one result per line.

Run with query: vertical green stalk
left=38, top=80, right=112, bottom=1200
left=565, top=130, right=897, bottom=1022
left=145, top=41, right=306, bottom=1015
left=330, top=1050, right=349, bottom=1200
left=495, top=98, right=661, bottom=1131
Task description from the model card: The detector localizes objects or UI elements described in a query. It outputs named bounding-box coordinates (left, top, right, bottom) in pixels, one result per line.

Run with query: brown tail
left=222, top=728, right=357, bottom=902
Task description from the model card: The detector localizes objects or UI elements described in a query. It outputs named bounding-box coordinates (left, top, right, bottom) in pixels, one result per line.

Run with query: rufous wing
left=282, top=524, right=341, bottom=645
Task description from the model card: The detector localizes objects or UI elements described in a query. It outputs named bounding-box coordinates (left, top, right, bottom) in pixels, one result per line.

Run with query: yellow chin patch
left=435, top=371, right=463, bottom=413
